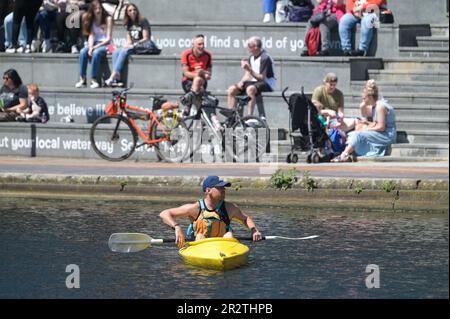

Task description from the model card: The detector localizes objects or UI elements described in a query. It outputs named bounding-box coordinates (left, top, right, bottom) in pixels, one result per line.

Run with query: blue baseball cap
left=202, top=176, right=231, bottom=192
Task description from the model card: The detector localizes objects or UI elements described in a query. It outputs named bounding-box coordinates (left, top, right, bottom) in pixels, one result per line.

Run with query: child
left=18, top=83, right=49, bottom=122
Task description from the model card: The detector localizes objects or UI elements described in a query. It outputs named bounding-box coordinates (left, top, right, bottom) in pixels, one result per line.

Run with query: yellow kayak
left=179, top=237, right=249, bottom=271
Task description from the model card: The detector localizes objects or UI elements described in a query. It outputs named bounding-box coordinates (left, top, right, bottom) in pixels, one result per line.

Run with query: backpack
left=305, top=26, right=321, bottom=56
left=328, top=128, right=346, bottom=154
left=288, top=1, right=313, bottom=22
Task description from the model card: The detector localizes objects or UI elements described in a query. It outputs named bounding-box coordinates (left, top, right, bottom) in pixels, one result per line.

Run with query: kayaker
left=159, top=175, right=263, bottom=247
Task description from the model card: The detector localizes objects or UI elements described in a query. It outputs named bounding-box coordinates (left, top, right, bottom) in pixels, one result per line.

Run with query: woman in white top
left=75, top=0, right=112, bottom=89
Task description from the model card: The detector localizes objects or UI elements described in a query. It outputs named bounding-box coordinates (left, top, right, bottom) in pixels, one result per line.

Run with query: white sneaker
left=104, top=78, right=113, bottom=87
left=263, top=13, right=272, bottom=23
left=71, top=45, right=79, bottom=54
left=31, top=40, right=40, bottom=52
left=90, top=79, right=100, bottom=89
left=24, top=44, right=31, bottom=54
left=42, top=39, right=52, bottom=53
left=5, top=46, right=16, bottom=53
left=75, top=78, right=86, bottom=88
left=16, top=46, right=25, bottom=53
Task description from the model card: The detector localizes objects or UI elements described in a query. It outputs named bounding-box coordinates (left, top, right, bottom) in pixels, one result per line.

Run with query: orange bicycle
left=90, top=88, right=190, bottom=162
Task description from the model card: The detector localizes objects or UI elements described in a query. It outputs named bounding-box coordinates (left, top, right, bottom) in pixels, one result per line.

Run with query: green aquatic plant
left=301, top=171, right=317, bottom=192
left=270, top=168, right=298, bottom=190
left=119, top=180, right=128, bottom=191
left=382, top=180, right=396, bottom=193
left=354, top=187, right=364, bottom=195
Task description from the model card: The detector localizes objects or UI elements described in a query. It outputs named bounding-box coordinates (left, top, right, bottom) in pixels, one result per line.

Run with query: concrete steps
left=37, top=87, right=449, bottom=129
left=382, top=58, right=449, bottom=71
left=368, top=69, right=449, bottom=82
left=416, top=35, right=449, bottom=48
left=111, top=21, right=398, bottom=57
left=351, top=80, right=449, bottom=93
left=348, top=92, right=449, bottom=106
left=397, top=130, right=449, bottom=144
left=130, top=0, right=449, bottom=25
left=390, top=143, right=449, bottom=157
left=0, top=53, right=356, bottom=92
left=269, top=140, right=449, bottom=161
left=399, top=46, right=449, bottom=58
left=391, top=117, right=448, bottom=131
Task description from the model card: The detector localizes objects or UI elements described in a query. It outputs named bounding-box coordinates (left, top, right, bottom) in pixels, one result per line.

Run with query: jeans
left=263, top=0, right=276, bottom=14
left=112, top=47, right=134, bottom=74
left=4, top=12, right=27, bottom=47
left=79, top=45, right=107, bottom=79
left=305, top=14, right=338, bottom=51
left=338, top=13, right=375, bottom=52
left=37, top=9, right=57, bottom=40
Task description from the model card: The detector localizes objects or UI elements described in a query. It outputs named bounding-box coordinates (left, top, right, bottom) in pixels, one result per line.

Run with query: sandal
left=331, top=153, right=353, bottom=162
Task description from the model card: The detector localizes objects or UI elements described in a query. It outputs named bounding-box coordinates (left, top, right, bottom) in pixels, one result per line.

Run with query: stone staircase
left=346, top=29, right=449, bottom=159
left=0, top=0, right=448, bottom=162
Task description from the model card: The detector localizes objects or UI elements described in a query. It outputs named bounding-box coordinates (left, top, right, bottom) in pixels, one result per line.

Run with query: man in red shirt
left=181, top=34, right=212, bottom=95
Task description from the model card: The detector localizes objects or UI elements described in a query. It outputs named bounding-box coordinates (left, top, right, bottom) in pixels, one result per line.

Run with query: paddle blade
left=108, top=233, right=153, bottom=253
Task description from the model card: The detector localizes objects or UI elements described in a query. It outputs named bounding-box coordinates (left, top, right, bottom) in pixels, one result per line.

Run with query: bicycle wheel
left=151, top=115, right=190, bottom=163
left=184, top=114, right=223, bottom=163
left=228, top=115, right=269, bottom=163
left=90, top=114, right=137, bottom=161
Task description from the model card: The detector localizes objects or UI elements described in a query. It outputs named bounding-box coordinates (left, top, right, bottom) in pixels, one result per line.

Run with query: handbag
left=133, top=40, right=161, bottom=55
left=379, top=9, right=394, bottom=24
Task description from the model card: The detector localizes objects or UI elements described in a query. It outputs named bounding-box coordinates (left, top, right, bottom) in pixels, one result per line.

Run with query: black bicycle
left=181, top=91, right=270, bottom=163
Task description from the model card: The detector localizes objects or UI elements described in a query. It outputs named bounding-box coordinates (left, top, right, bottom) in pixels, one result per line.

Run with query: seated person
left=75, top=0, right=113, bottom=89
left=332, top=80, right=396, bottom=161
left=105, top=3, right=151, bottom=87
left=181, top=34, right=221, bottom=129
left=0, top=68, right=28, bottom=121
left=17, top=83, right=49, bottom=122
left=227, top=36, right=276, bottom=116
left=338, top=0, right=386, bottom=56
left=312, top=73, right=354, bottom=131
left=181, top=34, right=212, bottom=98
left=301, top=0, right=346, bottom=56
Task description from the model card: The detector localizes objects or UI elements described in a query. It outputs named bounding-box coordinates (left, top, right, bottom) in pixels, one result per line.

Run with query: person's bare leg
left=227, top=85, right=239, bottom=109
left=246, top=85, right=257, bottom=115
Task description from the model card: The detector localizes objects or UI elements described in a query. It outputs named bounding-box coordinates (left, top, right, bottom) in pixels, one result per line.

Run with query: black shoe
left=300, top=50, right=309, bottom=57
left=351, top=49, right=366, bottom=56
left=343, top=49, right=352, bottom=56
left=317, top=49, right=329, bottom=56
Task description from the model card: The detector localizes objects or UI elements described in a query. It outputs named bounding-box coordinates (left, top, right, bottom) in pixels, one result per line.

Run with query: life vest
left=186, top=199, right=232, bottom=240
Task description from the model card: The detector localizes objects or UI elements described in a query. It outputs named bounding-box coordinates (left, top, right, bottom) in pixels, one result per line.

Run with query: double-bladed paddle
left=108, top=232, right=319, bottom=253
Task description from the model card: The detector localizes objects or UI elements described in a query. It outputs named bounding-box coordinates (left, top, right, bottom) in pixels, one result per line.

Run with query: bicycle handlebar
left=112, top=87, right=132, bottom=98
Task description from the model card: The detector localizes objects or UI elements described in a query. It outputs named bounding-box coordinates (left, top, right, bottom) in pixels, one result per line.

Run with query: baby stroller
left=282, top=86, right=332, bottom=163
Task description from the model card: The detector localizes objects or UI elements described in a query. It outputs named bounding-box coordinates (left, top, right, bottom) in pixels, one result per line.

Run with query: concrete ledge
left=0, top=174, right=448, bottom=213
left=0, top=173, right=447, bottom=191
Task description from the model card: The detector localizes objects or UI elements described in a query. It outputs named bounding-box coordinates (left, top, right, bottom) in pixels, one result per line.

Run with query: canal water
left=0, top=197, right=448, bottom=299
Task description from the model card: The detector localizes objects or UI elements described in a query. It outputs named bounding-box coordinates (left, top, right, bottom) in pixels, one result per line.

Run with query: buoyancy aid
left=186, top=199, right=232, bottom=240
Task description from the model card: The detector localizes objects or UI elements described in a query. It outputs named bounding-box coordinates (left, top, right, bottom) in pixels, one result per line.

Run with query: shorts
left=182, top=79, right=208, bottom=93
left=238, top=80, right=272, bottom=95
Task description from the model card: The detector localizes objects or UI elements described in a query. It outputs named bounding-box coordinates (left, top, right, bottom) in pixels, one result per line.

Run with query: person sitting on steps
left=75, top=0, right=113, bottom=89
left=227, top=36, right=276, bottom=117
left=105, top=3, right=151, bottom=87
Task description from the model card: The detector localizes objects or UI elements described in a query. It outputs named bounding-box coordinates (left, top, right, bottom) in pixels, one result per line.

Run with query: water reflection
left=0, top=197, right=448, bottom=298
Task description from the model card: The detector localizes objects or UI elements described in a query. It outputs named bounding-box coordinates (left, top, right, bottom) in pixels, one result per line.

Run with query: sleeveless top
left=92, top=22, right=108, bottom=43
left=186, top=199, right=232, bottom=240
